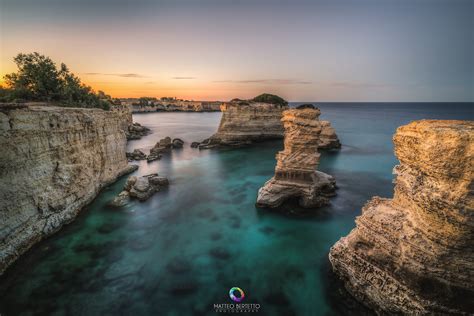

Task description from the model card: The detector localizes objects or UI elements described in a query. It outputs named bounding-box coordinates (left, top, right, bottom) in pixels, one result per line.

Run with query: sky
left=0, top=0, right=473, bottom=101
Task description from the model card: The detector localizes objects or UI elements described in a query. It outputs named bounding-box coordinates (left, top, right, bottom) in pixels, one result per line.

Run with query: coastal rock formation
left=110, top=173, right=169, bottom=205
left=329, top=120, right=474, bottom=314
left=199, top=94, right=289, bottom=148
left=127, top=122, right=151, bottom=140
left=126, top=149, right=147, bottom=161
left=0, top=104, right=136, bottom=274
left=129, top=100, right=221, bottom=113
left=256, top=106, right=336, bottom=209
left=319, top=121, right=341, bottom=149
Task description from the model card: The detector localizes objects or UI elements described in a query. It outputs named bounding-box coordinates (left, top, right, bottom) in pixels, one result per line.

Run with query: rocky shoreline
left=329, top=120, right=474, bottom=314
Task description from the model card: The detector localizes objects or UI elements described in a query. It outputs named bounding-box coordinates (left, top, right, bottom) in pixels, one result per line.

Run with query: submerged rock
left=256, top=107, right=336, bottom=209
left=108, top=190, right=131, bottom=207
left=329, top=120, right=474, bottom=314
left=190, top=142, right=200, bottom=148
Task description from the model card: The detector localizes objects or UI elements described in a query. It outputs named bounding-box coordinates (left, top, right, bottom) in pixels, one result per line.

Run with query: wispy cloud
left=172, top=76, right=196, bottom=79
left=84, top=72, right=149, bottom=78
left=213, top=79, right=312, bottom=85
left=327, top=81, right=390, bottom=88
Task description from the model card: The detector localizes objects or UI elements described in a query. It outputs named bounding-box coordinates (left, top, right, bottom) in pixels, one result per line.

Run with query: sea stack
left=256, top=105, right=336, bottom=209
left=329, top=120, right=474, bottom=314
left=319, top=120, right=341, bottom=149
left=198, top=93, right=288, bottom=148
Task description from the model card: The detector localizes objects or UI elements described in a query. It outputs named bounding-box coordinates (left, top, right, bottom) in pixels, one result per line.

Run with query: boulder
left=126, top=149, right=147, bottom=161
left=112, top=173, right=170, bottom=203
left=172, top=138, right=184, bottom=148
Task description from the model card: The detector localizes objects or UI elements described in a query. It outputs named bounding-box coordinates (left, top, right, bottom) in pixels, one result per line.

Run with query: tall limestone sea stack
left=329, top=120, right=474, bottom=314
left=256, top=105, right=336, bottom=209
left=0, top=103, right=137, bottom=274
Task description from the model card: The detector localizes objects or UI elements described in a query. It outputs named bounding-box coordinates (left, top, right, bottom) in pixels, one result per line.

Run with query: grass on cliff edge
left=0, top=52, right=113, bottom=110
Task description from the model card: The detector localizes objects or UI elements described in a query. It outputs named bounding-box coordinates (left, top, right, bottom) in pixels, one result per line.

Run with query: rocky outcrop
left=198, top=99, right=340, bottom=149
left=199, top=99, right=288, bottom=148
left=256, top=106, right=336, bottom=209
left=329, top=120, right=474, bottom=314
left=126, top=149, right=147, bottom=161
left=319, top=121, right=341, bottom=149
left=0, top=104, right=137, bottom=274
left=127, top=122, right=151, bottom=140
left=109, top=173, right=169, bottom=205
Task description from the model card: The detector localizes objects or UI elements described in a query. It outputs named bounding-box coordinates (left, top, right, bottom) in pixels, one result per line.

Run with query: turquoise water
left=1, top=103, right=473, bottom=315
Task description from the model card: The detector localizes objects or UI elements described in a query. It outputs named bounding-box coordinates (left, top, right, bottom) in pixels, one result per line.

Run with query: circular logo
left=229, top=287, right=245, bottom=302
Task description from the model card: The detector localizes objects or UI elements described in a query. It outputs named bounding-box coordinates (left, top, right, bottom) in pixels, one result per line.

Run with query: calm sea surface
left=1, top=103, right=473, bottom=315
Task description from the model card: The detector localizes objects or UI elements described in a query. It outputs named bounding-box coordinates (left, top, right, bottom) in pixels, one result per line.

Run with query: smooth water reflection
left=1, top=103, right=472, bottom=315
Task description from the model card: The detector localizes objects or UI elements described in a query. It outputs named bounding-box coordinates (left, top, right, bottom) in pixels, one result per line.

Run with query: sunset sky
left=1, top=0, right=473, bottom=101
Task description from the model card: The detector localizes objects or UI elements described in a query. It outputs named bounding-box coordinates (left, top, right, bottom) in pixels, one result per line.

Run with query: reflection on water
left=1, top=103, right=472, bottom=315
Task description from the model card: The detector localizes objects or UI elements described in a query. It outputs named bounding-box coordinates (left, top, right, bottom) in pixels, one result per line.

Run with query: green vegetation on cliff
left=1, top=52, right=112, bottom=110
left=251, top=93, right=288, bottom=107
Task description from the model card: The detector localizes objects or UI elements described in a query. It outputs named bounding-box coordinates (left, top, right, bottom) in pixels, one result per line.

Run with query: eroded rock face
left=199, top=100, right=288, bottom=148
left=0, top=104, right=136, bottom=274
left=319, top=121, right=341, bottom=149
left=329, top=120, right=474, bottom=314
left=256, top=107, right=336, bottom=209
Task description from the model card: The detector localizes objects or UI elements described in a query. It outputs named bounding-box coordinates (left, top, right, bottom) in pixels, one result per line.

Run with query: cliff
left=0, top=104, right=136, bottom=274
left=130, top=101, right=221, bottom=113
left=256, top=107, right=336, bottom=209
left=199, top=101, right=288, bottom=148
left=329, top=120, right=474, bottom=314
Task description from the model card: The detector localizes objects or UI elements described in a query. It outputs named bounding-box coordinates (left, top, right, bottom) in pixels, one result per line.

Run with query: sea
left=1, top=102, right=473, bottom=315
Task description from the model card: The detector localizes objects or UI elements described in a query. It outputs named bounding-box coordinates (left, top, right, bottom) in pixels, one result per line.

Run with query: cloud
left=84, top=72, right=149, bottom=78
left=327, top=81, right=390, bottom=88
left=213, top=79, right=312, bottom=85
left=172, top=76, right=196, bottom=79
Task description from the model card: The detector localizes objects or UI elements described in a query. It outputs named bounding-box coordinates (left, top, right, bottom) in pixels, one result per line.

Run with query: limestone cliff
left=0, top=104, right=136, bottom=274
left=199, top=101, right=288, bottom=148
left=256, top=107, right=336, bottom=209
left=329, top=120, right=474, bottom=314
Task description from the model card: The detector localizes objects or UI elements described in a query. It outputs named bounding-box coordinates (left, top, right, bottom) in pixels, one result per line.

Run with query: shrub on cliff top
left=251, top=93, right=288, bottom=107
left=2, top=52, right=112, bottom=110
